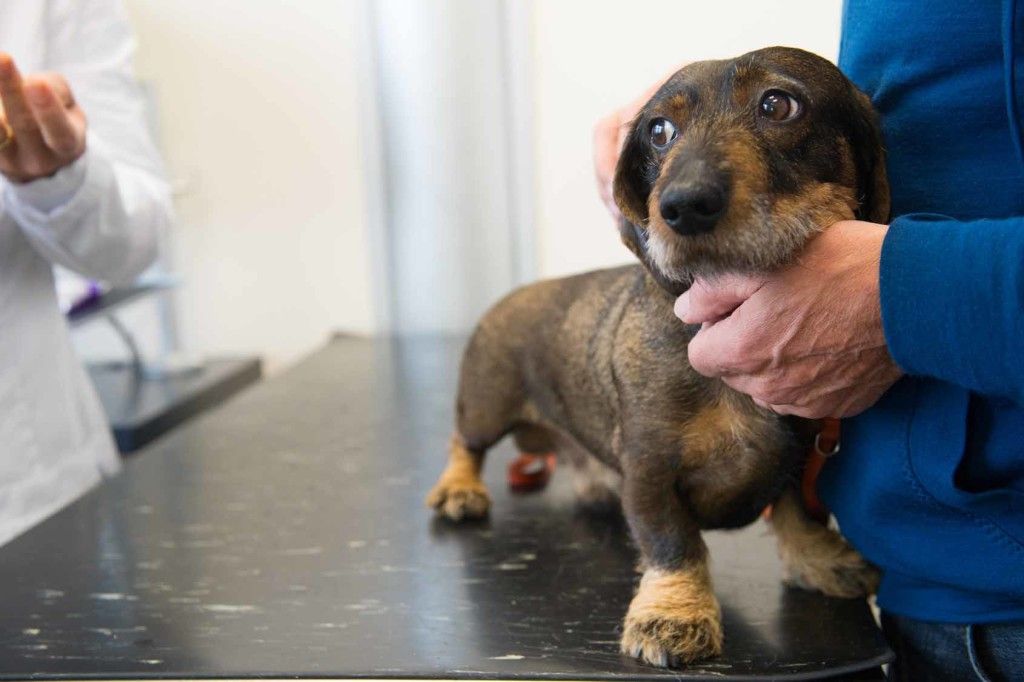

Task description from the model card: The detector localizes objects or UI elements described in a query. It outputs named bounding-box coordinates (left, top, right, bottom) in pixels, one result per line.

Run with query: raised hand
left=0, top=53, right=86, bottom=184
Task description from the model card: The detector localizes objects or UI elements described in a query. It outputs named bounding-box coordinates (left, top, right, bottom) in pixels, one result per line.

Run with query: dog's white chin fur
left=646, top=230, right=691, bottom=284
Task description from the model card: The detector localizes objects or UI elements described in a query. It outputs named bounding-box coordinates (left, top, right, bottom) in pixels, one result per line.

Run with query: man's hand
left=674, top=221, right=903, bottom=418
left=0, top=53, right=86, bottom=184
left=593, top=101, right=641, bottom=220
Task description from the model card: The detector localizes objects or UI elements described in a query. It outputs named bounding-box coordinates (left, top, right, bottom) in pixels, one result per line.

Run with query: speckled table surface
left=0, top=336, right=890, bottom=681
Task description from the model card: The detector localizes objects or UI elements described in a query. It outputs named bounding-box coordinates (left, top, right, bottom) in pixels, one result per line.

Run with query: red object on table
left=507, top=452, right=556, bottom=493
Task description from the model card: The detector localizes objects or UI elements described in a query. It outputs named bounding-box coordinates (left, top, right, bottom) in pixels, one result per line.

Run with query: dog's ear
left=617, top=218, right=646, bottom=262
left=613, top=119, right=653, bottom=225
left=612, top=117, right=690, bottom=295
left=848, top=88, right=891, bottom=224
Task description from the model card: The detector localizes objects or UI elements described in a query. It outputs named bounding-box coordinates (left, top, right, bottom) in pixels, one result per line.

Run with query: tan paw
left=620, top=566, right=723, bottom=668
left=781, top=527, right=880, bottom=598
left=425, top=478, right=491, bottom=521
left=620, top=611, right=723, bottom=667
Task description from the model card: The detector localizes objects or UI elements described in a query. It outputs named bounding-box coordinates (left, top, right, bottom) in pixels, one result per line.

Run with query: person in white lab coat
left=0, top=0, right=172, bottom=546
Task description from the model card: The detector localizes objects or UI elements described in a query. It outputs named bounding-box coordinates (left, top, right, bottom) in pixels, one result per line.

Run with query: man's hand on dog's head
left=674, top=220, right=904, bottom=419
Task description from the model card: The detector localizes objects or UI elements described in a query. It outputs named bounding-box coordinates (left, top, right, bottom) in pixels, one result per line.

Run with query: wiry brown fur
left=621, top=564, right=723, bottom=667
left=426, top=47, right=888, bottom=668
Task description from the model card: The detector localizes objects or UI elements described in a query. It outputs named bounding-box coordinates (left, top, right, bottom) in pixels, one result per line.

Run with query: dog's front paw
left=780, top=526, right=880, bottom=598
left=425, top=478, right=491, bottom=521
left=621, top=611, right=722, bottom=667
left=620, top=567, right=723, bottom=667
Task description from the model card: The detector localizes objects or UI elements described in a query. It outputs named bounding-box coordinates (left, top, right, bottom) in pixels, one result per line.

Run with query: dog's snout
left=659, top=183, right=726, bottom=236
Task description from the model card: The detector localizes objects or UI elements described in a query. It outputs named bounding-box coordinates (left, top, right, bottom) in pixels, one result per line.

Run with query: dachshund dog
left=427, top=47, right=889, bottom=668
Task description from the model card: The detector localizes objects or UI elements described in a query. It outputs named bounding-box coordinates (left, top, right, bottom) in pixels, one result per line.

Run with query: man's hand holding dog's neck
left=675, top=220, right=903, bottom=419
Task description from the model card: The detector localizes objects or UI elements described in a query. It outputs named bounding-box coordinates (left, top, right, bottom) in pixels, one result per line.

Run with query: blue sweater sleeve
left=880, top=213, right=1024, bottom=404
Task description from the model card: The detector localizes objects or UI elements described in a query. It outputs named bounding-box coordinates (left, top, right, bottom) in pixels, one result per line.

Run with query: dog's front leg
left=619, top=457, right=723, bottom=667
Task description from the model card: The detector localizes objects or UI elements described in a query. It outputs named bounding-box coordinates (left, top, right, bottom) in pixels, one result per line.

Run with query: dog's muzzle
left=658, top=158, right=730, bottom=237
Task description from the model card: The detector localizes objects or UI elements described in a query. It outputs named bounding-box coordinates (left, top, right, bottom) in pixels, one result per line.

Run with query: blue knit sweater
left=818, top=0, right=1024, bottom=622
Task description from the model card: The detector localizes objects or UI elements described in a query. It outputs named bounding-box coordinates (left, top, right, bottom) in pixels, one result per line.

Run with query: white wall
left=123, top=0, right=380, bottom=370
left=530, top=0, right=843, bottom=278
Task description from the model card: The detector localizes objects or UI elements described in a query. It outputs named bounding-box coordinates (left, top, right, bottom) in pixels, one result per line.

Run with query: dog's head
left=613, top=47, right=889, bottom=295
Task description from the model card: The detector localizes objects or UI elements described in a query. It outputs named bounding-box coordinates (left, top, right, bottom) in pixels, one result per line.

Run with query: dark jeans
left=882, top=612, right=1024, bottom=681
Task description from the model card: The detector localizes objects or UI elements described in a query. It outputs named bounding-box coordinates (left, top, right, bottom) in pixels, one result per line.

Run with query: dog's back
left=455, top=263, right=694, bottom=469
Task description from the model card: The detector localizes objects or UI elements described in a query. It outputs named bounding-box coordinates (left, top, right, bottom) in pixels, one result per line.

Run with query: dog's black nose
left=659, top=184, right=725, bottom=235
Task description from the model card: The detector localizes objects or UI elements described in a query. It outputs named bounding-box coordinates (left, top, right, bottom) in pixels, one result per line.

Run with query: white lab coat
left=0, top=0, right=173, bottom=547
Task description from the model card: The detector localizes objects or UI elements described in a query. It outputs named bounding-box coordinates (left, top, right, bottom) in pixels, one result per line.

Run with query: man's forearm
left=881, top=213, right=1024, bottom=404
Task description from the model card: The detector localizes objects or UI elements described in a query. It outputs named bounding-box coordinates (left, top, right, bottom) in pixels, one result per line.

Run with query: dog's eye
left=759, top=90, right=801, bottom=122
left=648, top=118, right=677, bottom=149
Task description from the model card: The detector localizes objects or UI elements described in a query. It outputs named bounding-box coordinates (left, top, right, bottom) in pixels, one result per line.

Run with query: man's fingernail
left=673, top=292, right=690, bottom=321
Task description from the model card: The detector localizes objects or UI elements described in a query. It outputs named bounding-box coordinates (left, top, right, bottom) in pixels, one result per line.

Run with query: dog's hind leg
left=511, top=422, right=557, bottom=455
left=769, top=487, right=880, bottom=598
left=426, top=324, right=525, bottom=521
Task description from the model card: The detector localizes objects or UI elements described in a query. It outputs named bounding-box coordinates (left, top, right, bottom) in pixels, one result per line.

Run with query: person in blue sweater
left=594, top=1, right=1023, bottom=679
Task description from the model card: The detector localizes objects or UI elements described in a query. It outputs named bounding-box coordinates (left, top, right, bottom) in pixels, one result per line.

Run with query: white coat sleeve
left=1, top=0, right=172, bottom=285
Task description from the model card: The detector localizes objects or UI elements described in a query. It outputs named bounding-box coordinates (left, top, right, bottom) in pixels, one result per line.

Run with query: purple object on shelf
left=64, top=282, right=106, bottom=317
